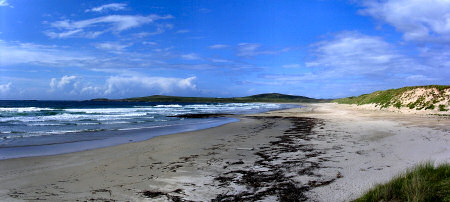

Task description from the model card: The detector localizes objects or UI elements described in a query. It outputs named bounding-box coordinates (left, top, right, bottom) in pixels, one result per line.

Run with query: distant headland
left=91, top=93, right=330, bottom=103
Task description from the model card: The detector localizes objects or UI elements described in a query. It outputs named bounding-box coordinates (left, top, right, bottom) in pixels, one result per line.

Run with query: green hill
left=92, top=93, right=327, bottom=103
left=334, top=85, right=450, bottom=111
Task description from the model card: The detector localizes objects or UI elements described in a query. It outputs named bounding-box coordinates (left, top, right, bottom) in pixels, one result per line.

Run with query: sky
left=0, top=0, right=449, bottom=100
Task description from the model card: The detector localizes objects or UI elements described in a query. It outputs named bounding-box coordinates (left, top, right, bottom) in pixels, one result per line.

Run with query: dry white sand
left=262, top=103, right=450, bottom=201
left=0, top=103, right=448, bottom=201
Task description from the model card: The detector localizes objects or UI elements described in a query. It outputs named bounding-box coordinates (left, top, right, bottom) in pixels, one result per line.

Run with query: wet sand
left=0, top=103, right=449, bottom=201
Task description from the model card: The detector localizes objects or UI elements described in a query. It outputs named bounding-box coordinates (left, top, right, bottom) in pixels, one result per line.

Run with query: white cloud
left=360, top=0, right=450, bottom=42
left=236, top=43, right=262, bottom=57
left=305, top=32, right=424, bottom=75
left=0, top=41, right=96, bottom=67
left=80, top=85, right=102, bottom=95
left=246, top=30, right=448, bottom=99
left=142, top=41, right=157, bottom=46
left=357, top=1, right=450, bottom=85
left=46, top=74, right=197, bottom=97
left=46, top=29, right=83, bottom=38
left=282, top=64, right=301, bottom=68
left=139, top=24, right=173, bottom=37
left=45, top=14, right=174, bottom=38
left=0, top=0, right=9, bottom=7
left=236, top=43, right=288, bottom=57
left=48, top=76, right=98, bottom=96
left=85, top=3, right=127, bottom=13
left=105, top=76, right=197, bottom=95
left=50, top=75, right=77, bottom=90
left=419, top=46, right=450, bottom=71
left=95, top=42, right=131, bottom=52
left=0, top=40, right=192, bottom=70
left=255, top=32, right=446, bottom=96
left=133, top=32, right=150, bottom=38
left=181, top=53, right=201, bottom=60
left=209, top=44, right=229, bottom=49
left=405, top=74, right=437, bottom=81
left=0, top=82, right=11, bottom=93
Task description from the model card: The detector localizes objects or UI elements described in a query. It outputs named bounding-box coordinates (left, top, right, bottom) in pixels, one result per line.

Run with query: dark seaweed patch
left=213, top=117, right=336, bottom=201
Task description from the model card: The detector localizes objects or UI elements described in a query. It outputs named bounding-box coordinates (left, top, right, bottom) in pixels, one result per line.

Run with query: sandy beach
left=0, top=103, right=449, bottom=201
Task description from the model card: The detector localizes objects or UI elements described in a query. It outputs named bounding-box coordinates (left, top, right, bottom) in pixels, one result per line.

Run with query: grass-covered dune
left=334, top=85, right=450, bottom=111
left=92, top=93, right=330, bottom=103
left=354, top=162, right=450, bottom=202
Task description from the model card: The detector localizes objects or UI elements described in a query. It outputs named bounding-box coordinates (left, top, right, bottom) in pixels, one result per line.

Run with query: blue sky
left=0, top=0, right=449, bottom=99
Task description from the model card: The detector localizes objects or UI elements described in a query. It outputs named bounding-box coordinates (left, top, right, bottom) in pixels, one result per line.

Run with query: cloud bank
left=360, top=0, right=450, bottom=42
left=105, top=76, right=197, bottom=95
left=46, top=75, right=197, bottom=98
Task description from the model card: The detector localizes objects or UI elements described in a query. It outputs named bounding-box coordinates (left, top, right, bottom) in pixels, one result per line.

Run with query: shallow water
left=0, top=100, right=298, bottom=159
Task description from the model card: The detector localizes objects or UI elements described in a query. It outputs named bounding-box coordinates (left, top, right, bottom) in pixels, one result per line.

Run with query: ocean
left=0, top=100, right=297, bottom=159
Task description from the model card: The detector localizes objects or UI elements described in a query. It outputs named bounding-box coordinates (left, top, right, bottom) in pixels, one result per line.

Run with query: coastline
left=0, top=117, right=238, bottom=160
left=0, top=103, right=449, bottom=201
left=0, top=102, right=297, bottom=160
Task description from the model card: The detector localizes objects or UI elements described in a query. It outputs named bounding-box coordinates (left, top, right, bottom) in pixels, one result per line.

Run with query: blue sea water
left=0, top=100, right=297, bottom=159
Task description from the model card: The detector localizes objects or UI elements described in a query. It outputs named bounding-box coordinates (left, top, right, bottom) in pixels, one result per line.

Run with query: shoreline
left=0, top=117, right=238, bottom=160
left=0, top=103, right=448, bottom=201
left=0, top=101, right=298, bottom=160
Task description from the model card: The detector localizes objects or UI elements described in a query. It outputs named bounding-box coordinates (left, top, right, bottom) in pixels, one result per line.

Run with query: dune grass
left=334, top=85, right=450, bottom=109
left=354, top=162, right=450, bottom=202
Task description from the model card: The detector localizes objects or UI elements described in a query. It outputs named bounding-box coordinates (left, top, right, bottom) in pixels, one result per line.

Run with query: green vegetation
left=92, top=93, right=329, bottom=103
left=439, top=105, right=448, bottom=111
left=334, top=85, right=449, bottom=109
left=394, top=101, right=402, bottom=109
left=354, top=162, right=450, bottom=202
left=425, top=104, right=435, bottom=110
